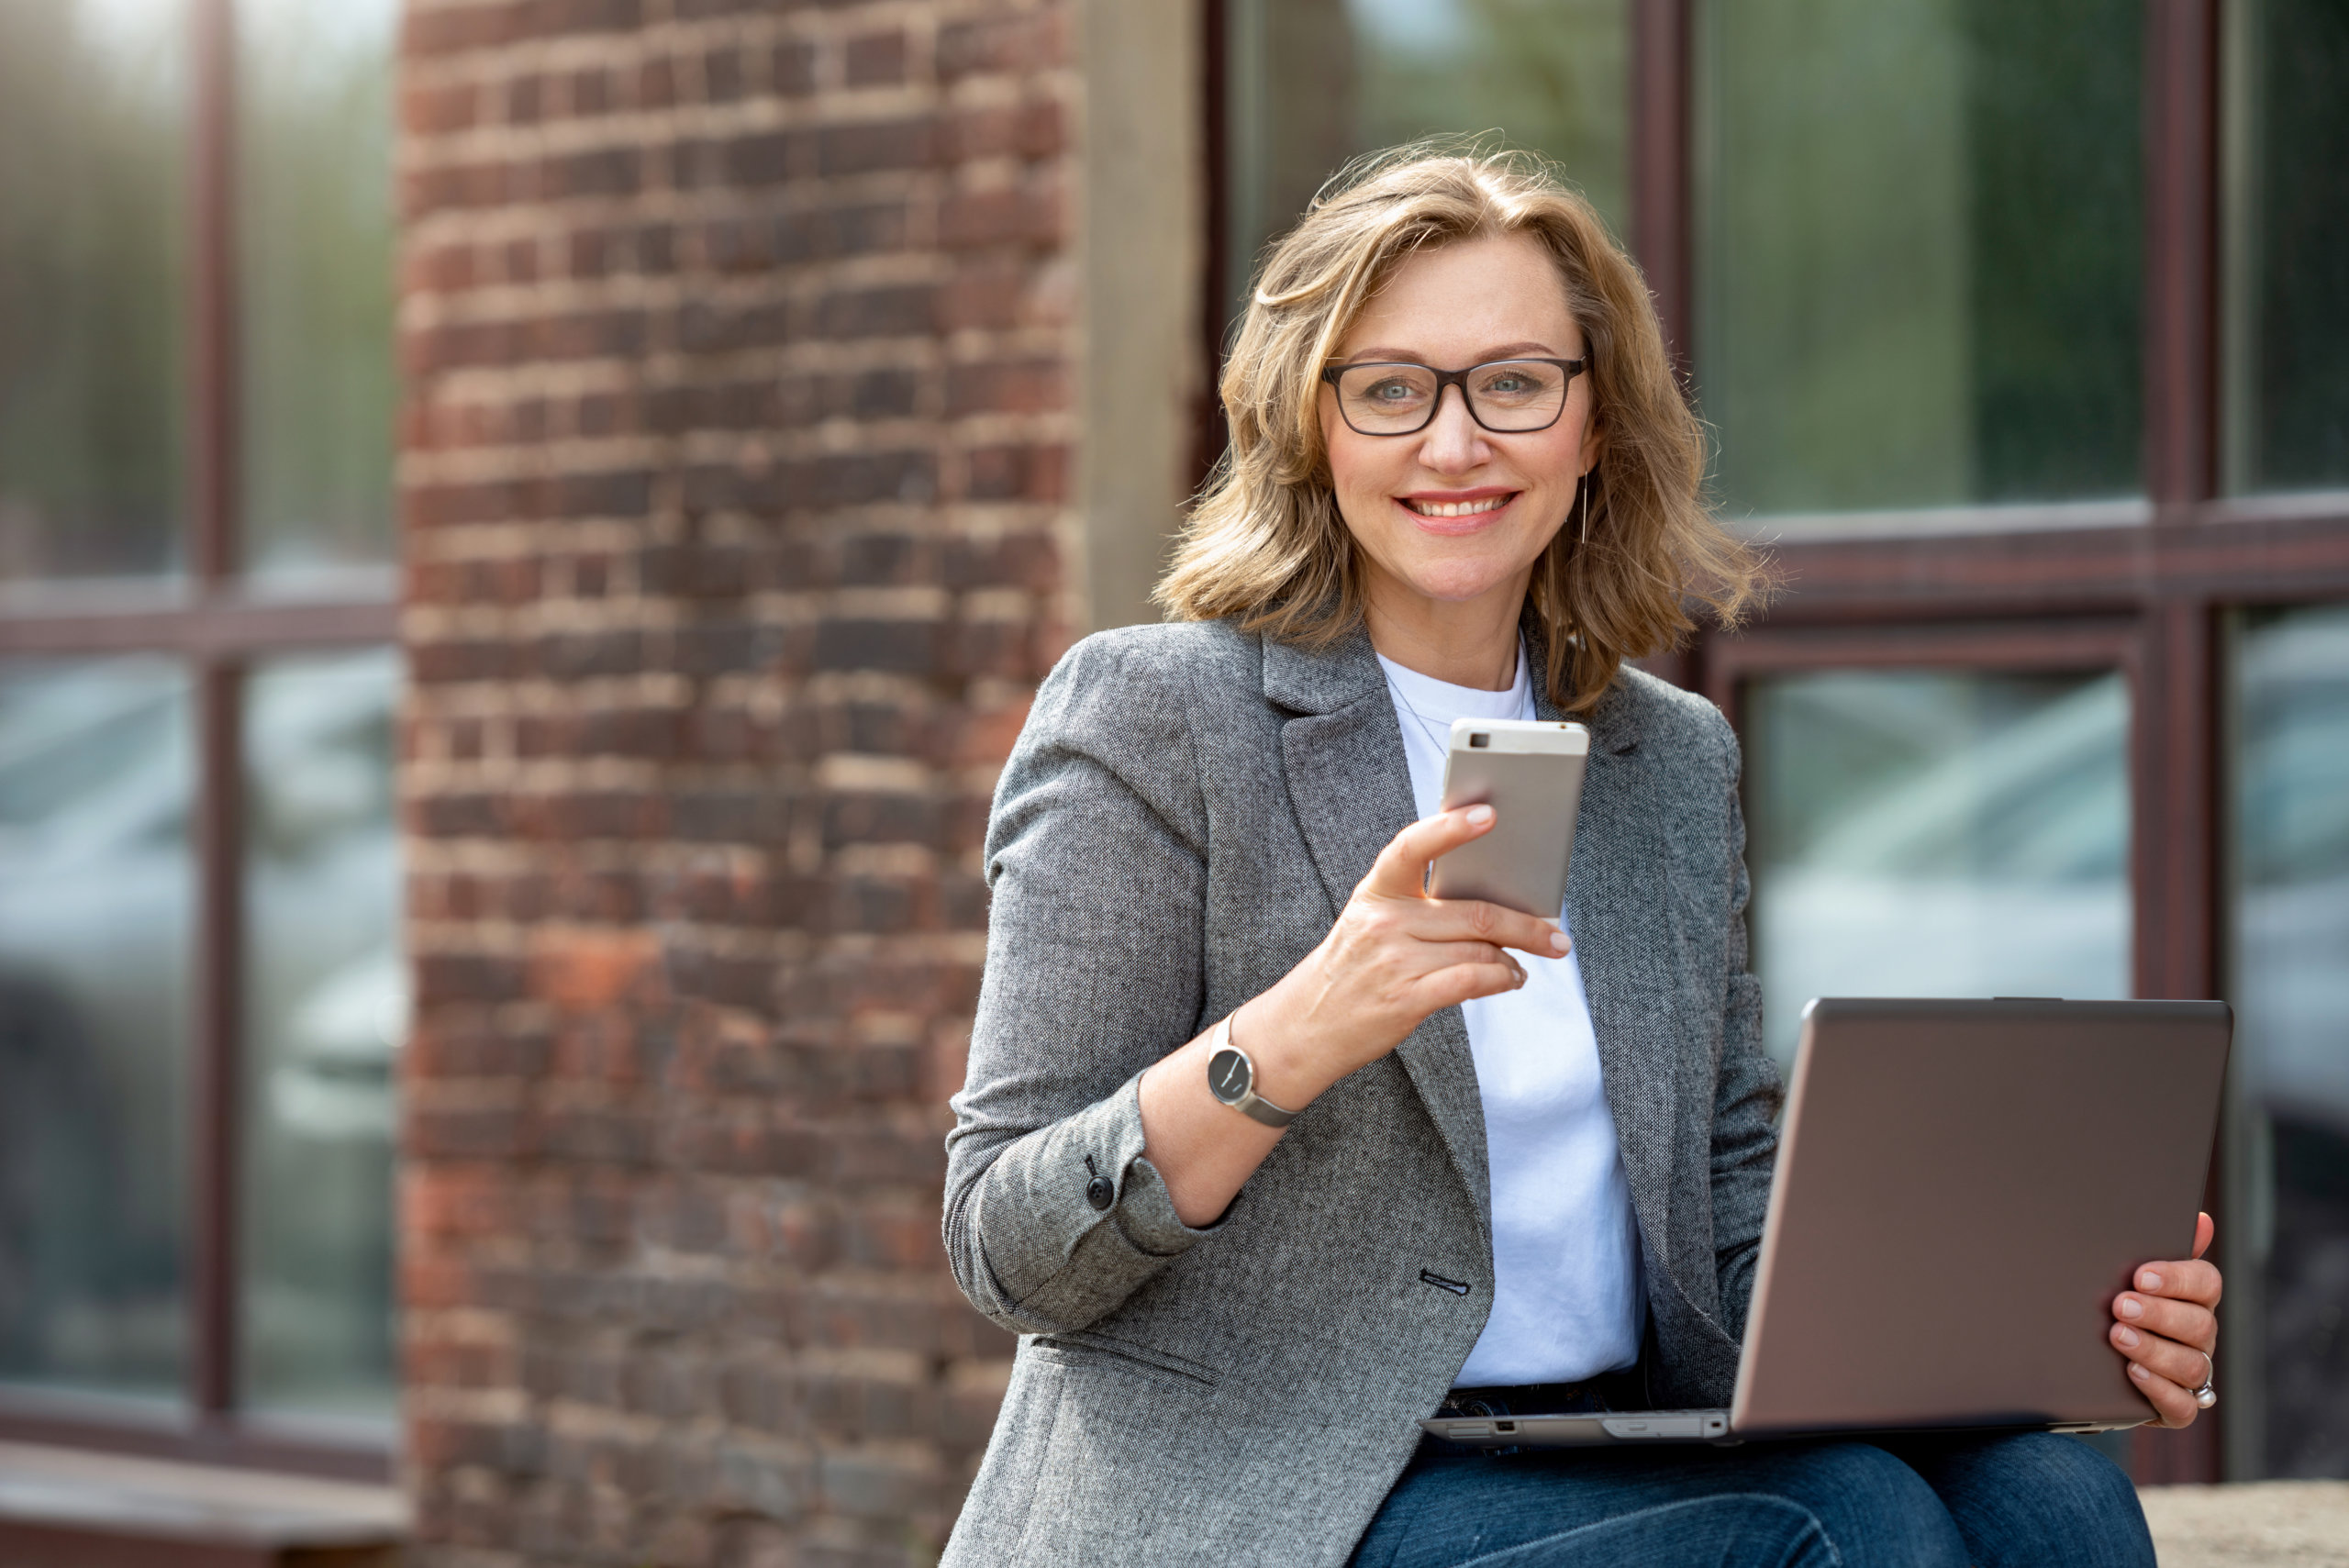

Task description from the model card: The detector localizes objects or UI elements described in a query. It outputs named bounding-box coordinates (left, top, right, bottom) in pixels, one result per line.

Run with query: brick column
left=395, top=2, right=1075, bottom=1560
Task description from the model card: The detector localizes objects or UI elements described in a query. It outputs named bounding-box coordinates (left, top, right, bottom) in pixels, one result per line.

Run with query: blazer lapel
left=1265, top=629, right=1494, bottom=1235
left=1542, top=666, right=1679, bottom=1262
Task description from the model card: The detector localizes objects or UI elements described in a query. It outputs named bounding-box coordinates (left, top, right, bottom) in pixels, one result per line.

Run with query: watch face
left=1208, top=1047, right=1251, bottom=1105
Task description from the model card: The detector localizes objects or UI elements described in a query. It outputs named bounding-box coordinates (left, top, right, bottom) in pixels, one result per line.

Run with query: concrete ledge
left=0, top=1440, right=405, bottom=1567
left=2141, top=1481, right=2349, bottom=1567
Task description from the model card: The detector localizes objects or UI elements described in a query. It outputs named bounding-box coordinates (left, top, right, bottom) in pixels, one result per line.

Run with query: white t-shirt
left=1378, top=645, right=1645, bottom=1386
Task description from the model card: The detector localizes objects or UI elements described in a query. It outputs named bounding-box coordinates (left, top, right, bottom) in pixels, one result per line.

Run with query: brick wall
left=395, top=2, right=1080, bottom=1561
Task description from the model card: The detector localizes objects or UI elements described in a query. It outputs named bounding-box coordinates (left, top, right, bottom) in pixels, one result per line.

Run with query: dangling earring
left=1578, top=471, right=1591, bottom=547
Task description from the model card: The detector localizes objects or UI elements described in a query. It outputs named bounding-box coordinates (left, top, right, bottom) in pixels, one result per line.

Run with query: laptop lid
left=1730, top=997, right=2232, bottom=1437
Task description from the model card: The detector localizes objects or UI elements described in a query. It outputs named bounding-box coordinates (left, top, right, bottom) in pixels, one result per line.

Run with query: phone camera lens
left=1469, top=733, right=1490, bottom=749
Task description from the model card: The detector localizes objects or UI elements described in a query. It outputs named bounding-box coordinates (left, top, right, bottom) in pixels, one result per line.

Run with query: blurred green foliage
left=0, top=0, right=188, bottom=581
left=239, top=0, right=398, bottom=580
left=1698, top=0, right=2143, bottom=517
left=2232, top=0, right=2349, bottom=493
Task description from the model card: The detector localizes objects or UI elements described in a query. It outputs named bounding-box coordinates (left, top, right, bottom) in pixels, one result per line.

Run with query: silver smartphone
left=1427, top=717, right=1591, bottom=917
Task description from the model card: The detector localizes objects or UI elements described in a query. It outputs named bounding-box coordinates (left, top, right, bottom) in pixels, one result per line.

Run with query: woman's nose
left=1417, top=385, right=1484, bottom=471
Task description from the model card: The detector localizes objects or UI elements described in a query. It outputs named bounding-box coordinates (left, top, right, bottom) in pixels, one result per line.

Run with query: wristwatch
left=1206, top=1015, right=1300, bottom=1128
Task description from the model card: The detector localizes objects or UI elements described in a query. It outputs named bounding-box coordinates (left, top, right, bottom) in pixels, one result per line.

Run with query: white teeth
left=1407, top=495, right=1509, bottom=518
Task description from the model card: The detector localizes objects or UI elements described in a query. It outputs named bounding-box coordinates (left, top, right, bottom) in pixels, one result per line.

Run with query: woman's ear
left=1576, top=380, right=1606, bottom=473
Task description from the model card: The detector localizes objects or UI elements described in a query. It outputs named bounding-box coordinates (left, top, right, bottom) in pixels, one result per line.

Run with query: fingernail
left=1550, top=931, right=1570, bottom=953
left=2138, top=1270, right=2162, bottom=1292
left=2115, top=1327, right=2140, bottom=1349
left=1464, top=804, right=1495, bottom=826
left=2129, top=1362, right=2150, bottom=1382
left=2118, top=1296, right=2143, bottom=1320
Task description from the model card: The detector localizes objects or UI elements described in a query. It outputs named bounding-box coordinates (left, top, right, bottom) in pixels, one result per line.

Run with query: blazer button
left=1085, top=1176, right=1115, bottom=1211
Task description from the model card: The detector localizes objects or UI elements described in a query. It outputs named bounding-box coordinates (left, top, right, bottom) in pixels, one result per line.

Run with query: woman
left=941, top=150, right=2219, bottom=1566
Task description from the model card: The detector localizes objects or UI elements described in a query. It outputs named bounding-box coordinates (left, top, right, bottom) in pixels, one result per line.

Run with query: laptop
left=1420, top=997, right=2233, bottom=1448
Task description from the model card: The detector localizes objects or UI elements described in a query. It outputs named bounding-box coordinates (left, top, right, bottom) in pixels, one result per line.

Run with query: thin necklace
left=1381, top=647, right=1526, bottom=751
left=1382, top=666, right=1457, bottom=751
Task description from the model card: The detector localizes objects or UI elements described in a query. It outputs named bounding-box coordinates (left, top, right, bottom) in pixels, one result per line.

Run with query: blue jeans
left=1351, top=1432, right=2155, bottom=1567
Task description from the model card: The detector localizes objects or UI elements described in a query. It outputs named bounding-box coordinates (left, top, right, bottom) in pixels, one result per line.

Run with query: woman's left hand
left=2110, top=1210, right=2222, bottom=1428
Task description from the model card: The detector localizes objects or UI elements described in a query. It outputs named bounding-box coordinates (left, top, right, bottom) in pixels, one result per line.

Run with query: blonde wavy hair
left=1155, top=145, right=1765, bottom=713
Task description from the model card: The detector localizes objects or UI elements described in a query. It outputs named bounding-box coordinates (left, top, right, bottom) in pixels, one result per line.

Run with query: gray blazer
left=941, top=617, right=1781, bottom=1566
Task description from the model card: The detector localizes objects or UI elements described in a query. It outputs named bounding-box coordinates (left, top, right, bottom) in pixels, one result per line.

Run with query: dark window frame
left=0, top=0, right=396, bottom=1484
left=1206, top=0, right=2349, bottom=1486
left=1656, top=1, right=2349, bottom=1485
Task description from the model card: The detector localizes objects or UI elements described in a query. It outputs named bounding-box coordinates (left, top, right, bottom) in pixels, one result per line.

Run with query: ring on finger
left=2193, top=1351, right=2217, bottom=1411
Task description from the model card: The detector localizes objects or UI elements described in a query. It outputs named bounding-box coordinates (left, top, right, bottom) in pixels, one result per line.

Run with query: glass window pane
left=1744, top=668, right=2132, bottom=1073
left=239, top=0, right=399, bottom=586
left=241, top=650, right=401, bottom=1420
left=0, top=659, right=192, bottom=1400
left=2223, top=0, right=2349, bottom=495
left=2234, top=605, right=2349, bottom=1478
left=1696, top=0, right=2143, bottom=517
left=1225, top=0, right=1629, bottom=331
left=0, top=0, right=188, bottom=584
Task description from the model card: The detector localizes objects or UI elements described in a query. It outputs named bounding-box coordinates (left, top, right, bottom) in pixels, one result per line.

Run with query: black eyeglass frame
left=1319, top=356, right=1591, bottom=436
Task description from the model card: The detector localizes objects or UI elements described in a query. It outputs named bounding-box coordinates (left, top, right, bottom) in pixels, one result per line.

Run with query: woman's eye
left=1479, top=369, right=1550, bottom=396
left=1367, top=380, right=1418, bottom=402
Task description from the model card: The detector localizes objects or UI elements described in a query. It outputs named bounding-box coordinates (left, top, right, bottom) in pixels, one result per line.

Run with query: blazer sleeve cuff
left=974, top=1070, right=1225, bottom=1331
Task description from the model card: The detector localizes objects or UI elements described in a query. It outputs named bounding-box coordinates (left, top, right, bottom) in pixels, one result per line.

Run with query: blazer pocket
left=1027, top=1329, right=1222, bottom=1390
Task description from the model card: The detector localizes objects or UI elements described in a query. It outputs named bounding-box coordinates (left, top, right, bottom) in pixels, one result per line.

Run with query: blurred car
left=1751, top=671, right=2132, bottom=1073
left=0, top=652, right=399, bottom=1398
left=1751, top=639, right=2349, bottom=1138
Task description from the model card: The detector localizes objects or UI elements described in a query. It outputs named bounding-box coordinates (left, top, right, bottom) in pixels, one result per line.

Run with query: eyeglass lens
left=1333, top=361, right=1571, bottom=434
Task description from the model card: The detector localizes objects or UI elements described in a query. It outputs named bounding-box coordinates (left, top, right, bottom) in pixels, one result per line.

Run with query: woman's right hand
left=1139, top=804, right=1567, bottom=1226
left=1238, top=804, right=1571, bottom=1109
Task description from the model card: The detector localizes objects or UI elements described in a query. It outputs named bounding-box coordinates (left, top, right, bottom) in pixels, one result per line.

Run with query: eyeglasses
left=1319, top=356, right=1589, bottom=437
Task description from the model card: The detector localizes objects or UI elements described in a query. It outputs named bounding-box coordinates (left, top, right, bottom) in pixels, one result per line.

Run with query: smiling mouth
left=1403, top=494, right=1515, bottom=518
